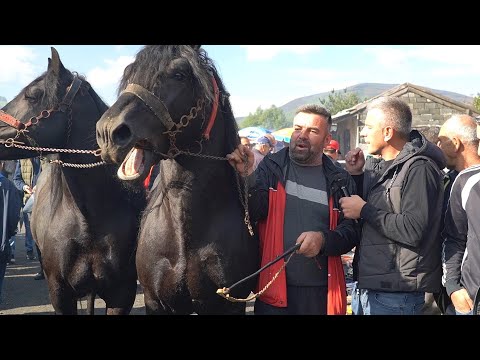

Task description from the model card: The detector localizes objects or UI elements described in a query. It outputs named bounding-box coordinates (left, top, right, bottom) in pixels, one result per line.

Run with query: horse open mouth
left=118, top=144, right=155, bottom=181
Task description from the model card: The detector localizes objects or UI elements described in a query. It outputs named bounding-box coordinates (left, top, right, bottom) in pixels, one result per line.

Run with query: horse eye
left=24, top=94, right=37, bottom=103
left=24, top=88, right=42, bottom=103
left=174, top=72, right=186, bottom=81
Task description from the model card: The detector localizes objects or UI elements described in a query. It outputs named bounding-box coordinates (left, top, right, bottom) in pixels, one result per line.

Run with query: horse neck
left=55, top=164, right=133, bottom=217
left=57, top=101, right=104, bottom=170
left=54, top=108, right=126, bottom=215
left=176, top=113, right=231, bottom=175
left=175, top=115, right=239, bottom=199
left=60, top=163, right=118, bottom=194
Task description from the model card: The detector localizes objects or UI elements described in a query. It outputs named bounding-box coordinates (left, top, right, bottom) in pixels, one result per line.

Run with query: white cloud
left=409, top=45, right=480, bottom=67
left=241, top=45, right=321, bottom=61
left=86, top=55, right=135, bottom=100
left=429, top=66, right=480, bottom=78
left=364, top=45, right=480, bottom=69
left=288, top=67, right=363, bottom=94
left=230, top=94, right=287, bottom=118
left=0, top=46, right=38, bottom=85
left=363, top=46, right=410, bottom=68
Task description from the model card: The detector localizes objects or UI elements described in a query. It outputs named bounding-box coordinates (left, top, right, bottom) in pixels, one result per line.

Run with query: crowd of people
left=228, top=97, right=480, bottom=315
left=2, top=95, right=480, bottom=315
left=0, top=157, right=45, bottom=304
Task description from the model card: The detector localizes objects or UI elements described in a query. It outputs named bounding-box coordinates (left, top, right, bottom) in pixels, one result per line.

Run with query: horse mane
left=14, top=69, right=93, bottom=112
left=118, top=45, right=215, bottom=106
left=209, top=63, right=240, bottom=155
left=118, top=45, right=240, bottom=154
left=85, top=78, right=109, bottom=115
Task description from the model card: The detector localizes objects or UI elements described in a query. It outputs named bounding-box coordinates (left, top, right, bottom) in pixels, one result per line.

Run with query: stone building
left=333, top=83, right=480, bottom=156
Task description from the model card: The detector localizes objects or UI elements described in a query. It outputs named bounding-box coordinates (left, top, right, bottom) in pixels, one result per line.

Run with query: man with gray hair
left=251, top=136, right=273, bottom=170
left=340, top=96, right=446, bottom=315
left=441, top=114, right=480, bottom=315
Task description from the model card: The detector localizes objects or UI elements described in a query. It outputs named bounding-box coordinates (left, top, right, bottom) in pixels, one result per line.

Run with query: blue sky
left=1, top=45, right=479, bottom=118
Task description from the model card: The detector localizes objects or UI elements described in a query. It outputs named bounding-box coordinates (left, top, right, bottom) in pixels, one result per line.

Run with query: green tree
left=240, top=107, right=265, bottom=128
left=240, top=105, right=289, bottom=130
left=320, top=88, right=364, bottom=115
left=474, top=93, right=480, bottom=112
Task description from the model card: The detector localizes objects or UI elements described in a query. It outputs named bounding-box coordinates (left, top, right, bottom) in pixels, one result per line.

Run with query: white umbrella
left=238, top=127, right=271, bottom=142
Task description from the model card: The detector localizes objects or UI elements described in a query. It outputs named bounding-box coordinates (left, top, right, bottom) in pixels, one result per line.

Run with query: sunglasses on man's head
left=323, top=149, right=337, bottom=154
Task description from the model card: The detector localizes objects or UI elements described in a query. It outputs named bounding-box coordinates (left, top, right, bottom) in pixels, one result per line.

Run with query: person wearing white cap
left=252, top=136, right=273, bottom=170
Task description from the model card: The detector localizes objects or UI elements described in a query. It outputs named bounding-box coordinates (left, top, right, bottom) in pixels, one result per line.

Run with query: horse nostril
left=112, top=124, right=133, bottom=147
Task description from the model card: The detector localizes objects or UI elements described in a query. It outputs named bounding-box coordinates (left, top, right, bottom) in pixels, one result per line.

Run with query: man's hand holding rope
left=296, top=231, right=325, bottom=257
left=227, top=144, right=254, bottom=177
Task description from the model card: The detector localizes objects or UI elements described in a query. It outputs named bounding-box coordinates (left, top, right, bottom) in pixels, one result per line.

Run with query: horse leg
left=104, top=279, right=138, bottom=315
left=143, top=290, right=169, bottom=315
left=48, top=280, right=78, bottom=315
left=143, top=287, right=193, bottom=315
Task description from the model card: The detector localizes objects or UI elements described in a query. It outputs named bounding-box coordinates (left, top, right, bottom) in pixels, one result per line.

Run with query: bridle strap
left=0, top=76, right=83, bottom=130
left=59, top=76, right=83, bottom=109
left=0, top=110, right=25, bottom=130
left=122, top=84, right=176, bottom=131
left=202, top=75, right=219, bottom=140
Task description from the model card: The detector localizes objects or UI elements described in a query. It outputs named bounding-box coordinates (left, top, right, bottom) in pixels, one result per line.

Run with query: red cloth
left=257, top=183, right=288, bottom=307
left=256, top=181, right=347, bottom=314
left=143, top=165, right=155, bottom=190
left=327, top=196, right=347, bottom=315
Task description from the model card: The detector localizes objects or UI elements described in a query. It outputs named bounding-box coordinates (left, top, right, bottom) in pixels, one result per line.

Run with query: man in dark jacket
left=13, top=157, right=44, bottom=280
left=0, top=161, right=22, bottom=303
left=340, top=96, right=445, bottom=315
left=228, top=104, right=359, bottom=315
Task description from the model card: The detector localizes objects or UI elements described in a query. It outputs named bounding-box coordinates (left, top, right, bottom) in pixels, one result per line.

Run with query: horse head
left=96, top=45, right=235, bottom=182
left=0, top=47, right=107, bottom=161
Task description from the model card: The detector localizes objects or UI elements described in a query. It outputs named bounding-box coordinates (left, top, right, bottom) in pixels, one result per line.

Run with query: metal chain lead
left=217, top=251, right=296, bottom=302
left=4, top=139, right=101, bottom=155
left=163, top=148, right=254, bottom=237
left=49, top=159, right=107, bottom=168
left=2, top=136, right=105, bottom=168
left=237, top=154, right=254, bottom=236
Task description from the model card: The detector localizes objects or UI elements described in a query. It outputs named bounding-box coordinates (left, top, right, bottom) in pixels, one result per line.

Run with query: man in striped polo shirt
left=442, top=115, right=480, bottom=315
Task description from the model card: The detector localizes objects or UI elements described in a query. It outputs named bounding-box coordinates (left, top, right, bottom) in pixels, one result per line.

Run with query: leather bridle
left=0, top=76, right=83, bottom=145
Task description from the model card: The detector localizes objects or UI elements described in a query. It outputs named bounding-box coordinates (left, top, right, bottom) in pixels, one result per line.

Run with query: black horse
left=0, top=47, right=145, bottom=314
left=96, top=45, right=259, bottom=314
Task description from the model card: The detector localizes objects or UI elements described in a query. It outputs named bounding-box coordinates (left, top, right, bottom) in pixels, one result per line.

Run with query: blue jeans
left=455, top=308, right=473, bottom=315
left=23, top=212, right=34, bottom=253
left=351, top=282, right=425, bottom=315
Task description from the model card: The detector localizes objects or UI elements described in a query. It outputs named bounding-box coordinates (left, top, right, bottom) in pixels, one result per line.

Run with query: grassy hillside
left=236, top=83, right=474, bottom=124
left=279, top=83, right=399, bottom=121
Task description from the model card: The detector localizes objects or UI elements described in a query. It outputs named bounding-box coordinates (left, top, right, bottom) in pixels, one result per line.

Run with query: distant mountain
left=0, top=96, right=6, bottom=107
left=236, top=83, right=475, bottom=124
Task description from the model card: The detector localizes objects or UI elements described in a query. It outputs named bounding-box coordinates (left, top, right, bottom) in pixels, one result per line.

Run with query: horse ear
left=48, top=47, right=66, bottom=75
left=190, top=45, right=201, bottom=51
